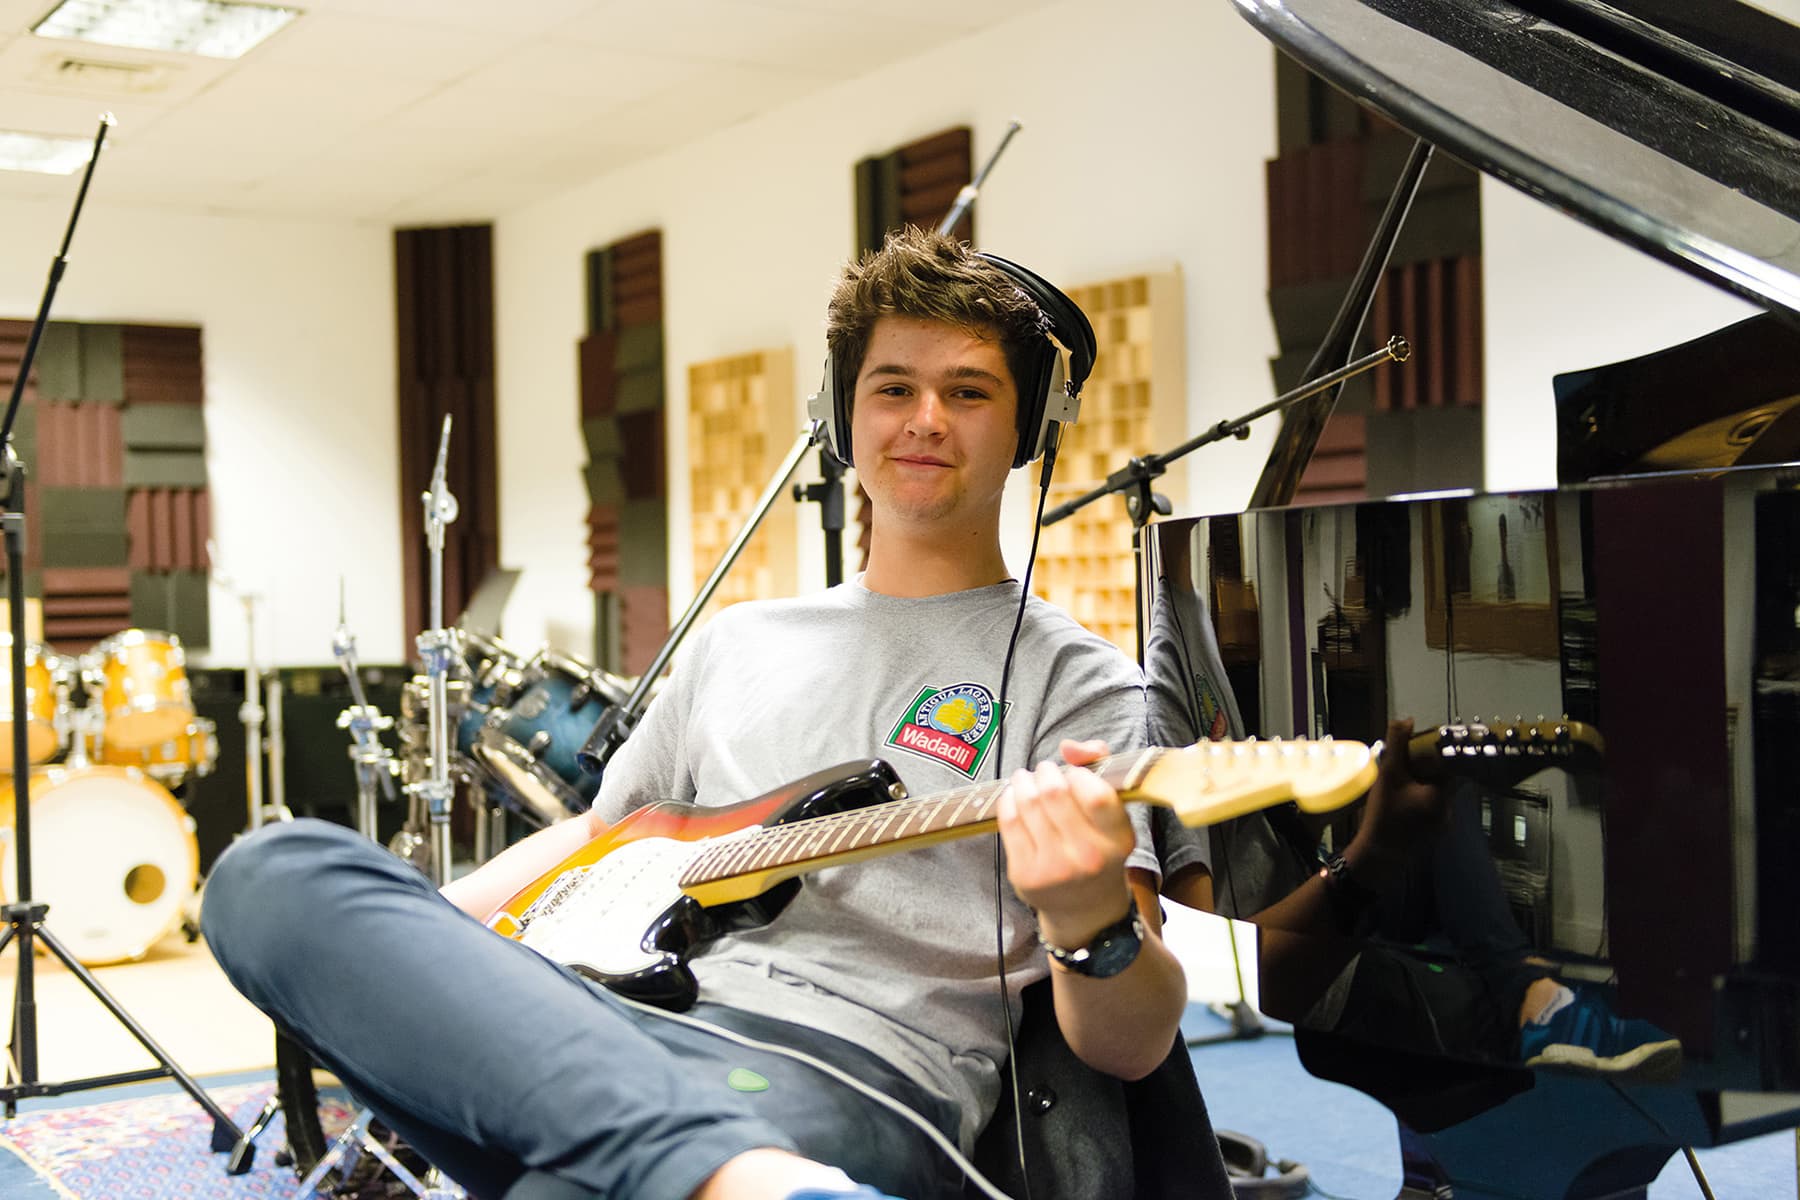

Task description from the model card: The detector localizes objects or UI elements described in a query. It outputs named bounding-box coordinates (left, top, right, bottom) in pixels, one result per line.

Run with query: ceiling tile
left=245, top=9, right=518, bottom=85
left=552, top=0, right=947, bottom=72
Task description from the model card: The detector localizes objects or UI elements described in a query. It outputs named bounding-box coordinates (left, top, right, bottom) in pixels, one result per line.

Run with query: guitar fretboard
left=675, top=747, right=1161, bottom=889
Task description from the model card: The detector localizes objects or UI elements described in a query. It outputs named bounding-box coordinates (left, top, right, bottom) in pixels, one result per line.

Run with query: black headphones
left=1218, top=1131, right=1313, bottom=1200
left=806, top=251, right=1097, bottom=470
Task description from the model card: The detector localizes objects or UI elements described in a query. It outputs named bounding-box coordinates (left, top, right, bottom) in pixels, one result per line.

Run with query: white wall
left=1480, top=177, right=1761, bottom=492
left=6, top=0, right=1779, bottom=669
left=492, top=0, right=1282, bottom=653
left=0, top=199, right=402, bottom=666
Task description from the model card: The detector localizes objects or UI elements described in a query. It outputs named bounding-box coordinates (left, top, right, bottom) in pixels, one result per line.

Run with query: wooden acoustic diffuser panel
left=686, top=349, right=797, bottom=611
left=1031, top=271, right=1186, bottom=656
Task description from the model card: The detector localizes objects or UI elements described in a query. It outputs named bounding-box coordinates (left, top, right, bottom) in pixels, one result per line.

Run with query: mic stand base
left=0, top=905, right=249, bottom=1168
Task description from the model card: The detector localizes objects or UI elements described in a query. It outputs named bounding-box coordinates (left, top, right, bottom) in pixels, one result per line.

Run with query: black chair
left=970, top=979, right=1235, bottom=1200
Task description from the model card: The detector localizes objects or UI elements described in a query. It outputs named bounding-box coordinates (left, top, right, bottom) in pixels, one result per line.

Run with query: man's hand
left=996, top=738, right=1137, bottom=949
left=1344, top=717, right=1447, bottom=883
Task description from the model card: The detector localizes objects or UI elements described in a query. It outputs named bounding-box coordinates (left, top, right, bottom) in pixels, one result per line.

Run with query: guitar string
left=679, top=752, right=1161, bottom=885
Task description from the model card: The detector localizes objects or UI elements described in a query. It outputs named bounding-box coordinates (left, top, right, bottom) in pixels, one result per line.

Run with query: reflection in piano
left=1139, top=1, right=1800, bottom=1196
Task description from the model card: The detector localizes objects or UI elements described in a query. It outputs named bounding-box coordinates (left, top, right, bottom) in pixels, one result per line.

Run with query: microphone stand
left=0, top=114, right=248, bottom=1166
left=790, top=445, right=846, bottom=587
left=579, top=424, right=823, bottom=774
left=1041, top=337, right=1410, bottom=661
left=791, top=121, right=1026, bottom=591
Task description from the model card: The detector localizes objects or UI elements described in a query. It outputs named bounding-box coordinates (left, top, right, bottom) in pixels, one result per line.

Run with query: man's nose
left=905, top=390, right=948, bottom=435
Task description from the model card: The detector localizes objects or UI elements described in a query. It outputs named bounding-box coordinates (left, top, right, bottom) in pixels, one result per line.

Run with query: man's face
left=849, top=315, right=1020, bottom=535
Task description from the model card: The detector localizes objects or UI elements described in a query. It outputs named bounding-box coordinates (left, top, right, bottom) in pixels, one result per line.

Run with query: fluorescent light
left=0, top=131, right=94, bottom=175
left=32, top=0, right=300, bottom=60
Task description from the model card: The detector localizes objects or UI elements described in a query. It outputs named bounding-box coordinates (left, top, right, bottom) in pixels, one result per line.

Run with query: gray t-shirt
left=591, top=578, right=1154, bottom=1150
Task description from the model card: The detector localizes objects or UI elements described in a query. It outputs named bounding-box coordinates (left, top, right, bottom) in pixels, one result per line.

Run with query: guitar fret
left=684, top=751, right=1158, bottom=888
left=826, top=816, right=861, bottom=854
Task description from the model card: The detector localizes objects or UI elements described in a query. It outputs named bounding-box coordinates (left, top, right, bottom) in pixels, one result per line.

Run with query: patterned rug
left=0, top=1081, right=355, bottom=1199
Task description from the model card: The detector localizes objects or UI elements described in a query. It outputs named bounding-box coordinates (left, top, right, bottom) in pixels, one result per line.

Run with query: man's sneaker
left=785, top=1189, right=904, bottom=1200
left=1518, top=987, right=1683, bottom=1082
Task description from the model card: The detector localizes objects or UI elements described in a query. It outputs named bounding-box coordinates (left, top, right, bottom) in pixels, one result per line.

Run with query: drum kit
left=368, top=627, right=637, bottom=873
left=0, top=628, right=216, bottom=967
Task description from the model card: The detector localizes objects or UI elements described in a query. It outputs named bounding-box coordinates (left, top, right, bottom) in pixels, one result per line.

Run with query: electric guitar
left=486, top=719, right=1602, bottom=1010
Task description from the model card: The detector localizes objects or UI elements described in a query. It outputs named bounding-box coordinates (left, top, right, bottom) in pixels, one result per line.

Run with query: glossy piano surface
left=1142, top=463, right=1800, bottom=1162
left=1231, top=0, right=1800, bottom=320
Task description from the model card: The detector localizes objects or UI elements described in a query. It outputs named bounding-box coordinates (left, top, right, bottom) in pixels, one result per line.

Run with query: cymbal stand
left=298, top=420, right=468, bottom=1199
left=333, top=591, right=398, bottom=842
left=0, top=112, right=248, bottom=1167
left=412, top=416, right=458, bottom=889
left=235, top=588, right=288, bottom=829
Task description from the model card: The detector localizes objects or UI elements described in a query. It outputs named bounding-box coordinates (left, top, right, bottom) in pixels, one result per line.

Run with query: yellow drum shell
left=98, top=716, right=219, bottom=786
left=91, top=629, right=195, bottom=751
left=0, top=638, right=61, bottom=767
left=0, top=765, right=198, bottom=966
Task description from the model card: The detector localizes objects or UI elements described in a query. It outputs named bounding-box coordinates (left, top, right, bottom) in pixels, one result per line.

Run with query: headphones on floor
left=806, top=250, right=1097, bottom=470
left=1218, top=1130, right=1313, bottom=1200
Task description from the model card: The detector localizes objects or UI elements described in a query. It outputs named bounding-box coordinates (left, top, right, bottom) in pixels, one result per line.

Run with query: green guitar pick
left=727, top=1068, right=770, bottom=1093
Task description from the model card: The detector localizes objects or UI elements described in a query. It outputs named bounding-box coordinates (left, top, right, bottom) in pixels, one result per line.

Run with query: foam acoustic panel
left=685, top=348, right=796, bottom=611
left=1033, top=272, right=1187, bottom=657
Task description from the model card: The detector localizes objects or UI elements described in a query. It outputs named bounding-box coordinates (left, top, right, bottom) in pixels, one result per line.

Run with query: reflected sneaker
left=1518, top=987, right=1683, bottom=1082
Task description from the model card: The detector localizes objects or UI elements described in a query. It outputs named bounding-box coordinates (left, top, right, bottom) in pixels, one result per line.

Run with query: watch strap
left=1038, top=897, right=1144, bottom=978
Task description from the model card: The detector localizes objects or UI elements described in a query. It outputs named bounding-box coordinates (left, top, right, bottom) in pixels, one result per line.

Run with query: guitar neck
left=676, top=750, right=1160, bottom=896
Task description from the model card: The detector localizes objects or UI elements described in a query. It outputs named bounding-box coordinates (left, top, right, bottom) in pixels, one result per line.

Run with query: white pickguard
left=515, top=835, right=708, bottom=977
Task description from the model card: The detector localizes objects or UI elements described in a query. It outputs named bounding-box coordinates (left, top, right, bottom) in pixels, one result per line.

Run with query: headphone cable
left=989, top=423, right=1062, bottom=1200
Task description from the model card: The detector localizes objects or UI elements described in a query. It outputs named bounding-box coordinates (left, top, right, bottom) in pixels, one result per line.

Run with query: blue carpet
left=1181, top=1004, right=1796, bottom=1198
left=1, top=1023, right=1791, bottom=1198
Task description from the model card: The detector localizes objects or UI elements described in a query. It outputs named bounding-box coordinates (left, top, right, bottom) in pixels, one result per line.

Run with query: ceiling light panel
left=33, top=0, right=300, bottom=60
left=0, top=129, right=93, bottom=173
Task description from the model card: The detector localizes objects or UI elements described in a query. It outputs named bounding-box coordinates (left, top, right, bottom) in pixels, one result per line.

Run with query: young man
left=205, top=228, right=1199, bottom=1200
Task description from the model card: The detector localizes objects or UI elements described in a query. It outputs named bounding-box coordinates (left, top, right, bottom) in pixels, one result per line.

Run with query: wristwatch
left=1318, top=852, right=1379, bottom=933
left=1038, top=898, right=1145, bottom=978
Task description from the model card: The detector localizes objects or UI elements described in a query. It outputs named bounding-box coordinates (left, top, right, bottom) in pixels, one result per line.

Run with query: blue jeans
left=203, top=820, right=965, bottom=1200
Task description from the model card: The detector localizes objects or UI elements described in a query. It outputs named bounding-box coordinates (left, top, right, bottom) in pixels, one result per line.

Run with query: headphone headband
left=806, top=250, right=1094, bottom=469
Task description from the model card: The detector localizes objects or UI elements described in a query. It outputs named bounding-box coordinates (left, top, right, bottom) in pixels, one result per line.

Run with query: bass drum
left=0, top=765, right=198, bottom=965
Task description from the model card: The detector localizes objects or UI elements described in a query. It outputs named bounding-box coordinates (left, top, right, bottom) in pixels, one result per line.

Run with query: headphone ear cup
left=808, top=353, right=853, bottom=467
left=1013, top=351, right=1063, bottom=469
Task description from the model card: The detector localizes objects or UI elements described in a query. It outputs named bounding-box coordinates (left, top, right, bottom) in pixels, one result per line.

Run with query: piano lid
left=1231, top=0, right=1800, bottom=321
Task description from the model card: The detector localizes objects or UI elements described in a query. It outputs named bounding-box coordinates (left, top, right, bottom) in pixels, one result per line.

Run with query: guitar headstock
left=1129, top=738, right=1377, bottom=828
left=1408, top=717, right=1605, bottom=787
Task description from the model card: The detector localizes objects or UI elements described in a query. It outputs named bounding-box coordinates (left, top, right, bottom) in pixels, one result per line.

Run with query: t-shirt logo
left=885, top=682, right=1007, bottom=778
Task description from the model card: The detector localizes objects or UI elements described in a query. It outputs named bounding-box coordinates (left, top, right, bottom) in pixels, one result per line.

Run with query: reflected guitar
left=485, top=721, right=1602, bottom=1010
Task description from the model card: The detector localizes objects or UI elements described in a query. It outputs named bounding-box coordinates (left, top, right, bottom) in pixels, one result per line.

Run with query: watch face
left=1084, top=913, right=1145, bottom=978
left=1055, top=908, right=1144, bottom=978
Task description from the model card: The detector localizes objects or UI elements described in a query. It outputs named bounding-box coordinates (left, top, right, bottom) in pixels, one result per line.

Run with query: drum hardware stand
left=579, top=421, right=826, bottom=775
left=266, top=668, right=288, bottom=818
left=0, top=112, right=248, bottom=1166
left=297, top=420, right=469, bottom=1200
left=225, top=597, right=408, bottom=1178
left=413, top=415, right=459, bottom=890
left=219, top=576, right=291, bottom=831
left=294, top=1109, right=460, bottom=1199
left=333, top=585, right=399, bottom=842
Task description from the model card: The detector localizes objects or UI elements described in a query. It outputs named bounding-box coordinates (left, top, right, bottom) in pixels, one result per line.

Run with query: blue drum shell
left=489, top=673, right=608, bottom=809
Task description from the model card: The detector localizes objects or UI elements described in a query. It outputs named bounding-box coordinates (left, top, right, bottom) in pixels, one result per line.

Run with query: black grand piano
left=1141, top=2, right=1800, bottom=1196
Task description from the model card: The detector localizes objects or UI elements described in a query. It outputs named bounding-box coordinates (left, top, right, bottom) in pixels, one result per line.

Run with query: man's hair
left=825, top=226, right=1052, bottom=404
